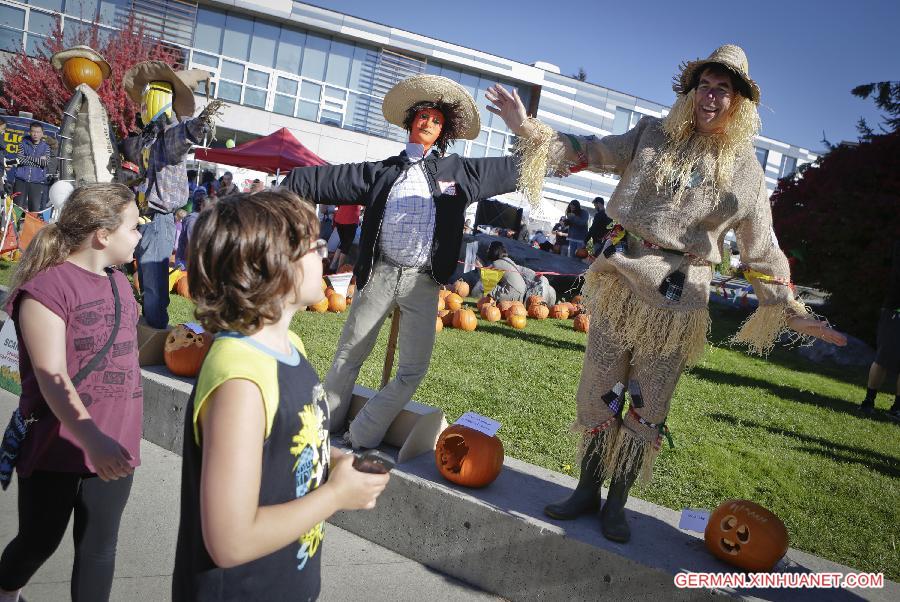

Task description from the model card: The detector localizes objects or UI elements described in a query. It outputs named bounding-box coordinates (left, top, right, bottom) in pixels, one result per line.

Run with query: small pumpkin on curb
left=528, top=303, right=549, bottom=320
left=437, top=296, right=446, bottom=312
left=507, top=314, right=527, bottom=329
left=435, top=424, right=504, bottom=488
left=574, top=313, right=590, bottom=332
left=439, top=309, right=454, bottom=327
left=435, top=316, right=443, bottom=332
left=481, top=305, right=501, bottom=322
left=452, top=308, right=478, bottom=331
left=164, top=324, right=212, bottom=377
left=438, top=288, right=452, bottom=301
left=704, top=500, right=788, bottom=572
left=549, top=304, right=570, bottom=320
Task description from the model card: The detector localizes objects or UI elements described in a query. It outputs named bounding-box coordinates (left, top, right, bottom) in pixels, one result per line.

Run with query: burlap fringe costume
left=512, top=117, right=557, bottom=208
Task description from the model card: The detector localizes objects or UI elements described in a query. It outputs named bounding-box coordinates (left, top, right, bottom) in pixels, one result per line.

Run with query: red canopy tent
left=193, top=127, right=328, bottom=174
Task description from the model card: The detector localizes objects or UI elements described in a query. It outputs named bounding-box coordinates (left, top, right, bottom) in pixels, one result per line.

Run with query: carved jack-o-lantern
left=704, top=499, right=789, bottom=572
left=164, top=324, right=212, bottom=377
left=435, top=424, right=504, bottom=488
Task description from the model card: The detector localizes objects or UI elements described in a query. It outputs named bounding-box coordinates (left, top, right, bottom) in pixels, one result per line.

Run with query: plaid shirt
left=379, top=143, right=436, bottom=269
left=122, top=116, right=208, bottom=214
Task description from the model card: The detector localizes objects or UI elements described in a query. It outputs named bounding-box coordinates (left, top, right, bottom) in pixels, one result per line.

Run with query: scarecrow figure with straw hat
left=486, top=44, right=847, bottom=543
left=120, top=61, right=223, bottom=330
left=286, top=74, right=522, bottom=450
left=49, top=45, right=118, bottom=194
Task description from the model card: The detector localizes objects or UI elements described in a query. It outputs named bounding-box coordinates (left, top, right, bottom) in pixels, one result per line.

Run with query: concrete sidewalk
left=0, top=390, right=497, bottom=601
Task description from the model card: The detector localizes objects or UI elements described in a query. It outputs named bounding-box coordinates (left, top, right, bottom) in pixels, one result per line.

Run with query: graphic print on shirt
left=289, top=383, right=329, bottom=571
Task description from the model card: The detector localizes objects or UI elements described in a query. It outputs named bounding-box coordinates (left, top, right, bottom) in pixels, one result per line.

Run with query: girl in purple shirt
left=0, top=183, right=142, bottom=602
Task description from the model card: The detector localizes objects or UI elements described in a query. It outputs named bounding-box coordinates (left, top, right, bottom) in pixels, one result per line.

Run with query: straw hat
left=674, top=44, right=760, bottom=103
left=122, top=61, right=211, bottom=118
left=50, top=45, right=111, bottom=80
left=382, top=75, right=481, bottom=140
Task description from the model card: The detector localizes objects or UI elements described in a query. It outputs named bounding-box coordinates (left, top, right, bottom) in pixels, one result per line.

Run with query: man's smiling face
left=693, top=68, right=735, bottom=134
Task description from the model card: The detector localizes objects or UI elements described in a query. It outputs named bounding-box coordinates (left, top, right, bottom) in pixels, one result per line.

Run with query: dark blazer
left=285, top=150, right=519, bottom=287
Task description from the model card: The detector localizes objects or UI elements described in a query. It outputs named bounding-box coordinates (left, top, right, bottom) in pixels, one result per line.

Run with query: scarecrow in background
left=487, top=45, right=846, bottom=543
left=120, top=61, right=223, bottom=329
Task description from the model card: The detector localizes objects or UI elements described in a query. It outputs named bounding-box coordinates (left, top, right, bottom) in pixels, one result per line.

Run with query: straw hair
left=674, top=44, right=760, bottom=103
left=382, top=75, right=480, bottom=140
left=188, top=190, right=319, bottom=335
left=652, top=92, right=760, bottom=199
left=8, top=183, right=135, bottom=298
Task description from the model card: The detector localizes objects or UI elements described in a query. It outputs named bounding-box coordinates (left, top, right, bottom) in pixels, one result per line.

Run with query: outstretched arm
left=283, top=162, right=379, bottom=206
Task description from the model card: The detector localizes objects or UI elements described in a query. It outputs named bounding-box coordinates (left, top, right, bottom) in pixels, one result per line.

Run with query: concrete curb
left=140, top=366, right=898, bottom=602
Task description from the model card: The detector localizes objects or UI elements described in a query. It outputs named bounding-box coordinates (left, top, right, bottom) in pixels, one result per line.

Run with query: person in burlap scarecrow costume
left=286, top=75, right=521, bottom=449
left=487, top=45, right=847, bottom=542
left=120, top=62, right=222, bottom=329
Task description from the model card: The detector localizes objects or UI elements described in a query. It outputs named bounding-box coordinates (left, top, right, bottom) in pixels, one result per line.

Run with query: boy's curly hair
left=188, top=190, right=319, bottom=335
left=402, top=100, right=466, bottom=154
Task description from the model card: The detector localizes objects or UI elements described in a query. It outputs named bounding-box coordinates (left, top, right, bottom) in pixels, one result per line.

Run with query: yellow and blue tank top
left=173, top=331, right=330, bottom=602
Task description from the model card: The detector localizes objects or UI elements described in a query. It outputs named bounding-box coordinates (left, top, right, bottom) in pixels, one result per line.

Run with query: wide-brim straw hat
left=674, top=44, right=760, bottom=104
left=382, top=75, right=481, bottom=140
left=50, top=45, right=111, bottom=80
left=122, top=61, right=211, bottom=118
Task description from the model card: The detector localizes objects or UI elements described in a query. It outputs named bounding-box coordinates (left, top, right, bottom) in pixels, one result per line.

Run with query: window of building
left=612, top=106, right=644, bottom=134
left=324, top=39, right=353, bottom=87
left=28, top=1, right=64, bottom=10
left=275, top=27, right=304, bottom=74
left=0, top=5, right=24, bottom=52
left=223, top=13, right=253, bottom=61
left=98, top=0, right=127, bottom=27
left=64, top=0, right=98, bottom=20
left=755, top=147, right=768, bottom=168
left=779, top=154, right=797, bottom=178
left=194, top=7, right=225, bottom=54
left=249, top=20, right=279, bottom=68
left=192, top=51, right=218, bottom=69
left=300, top=32, right=329, bottom=81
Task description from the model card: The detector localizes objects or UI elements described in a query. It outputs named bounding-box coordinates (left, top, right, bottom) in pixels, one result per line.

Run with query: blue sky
left=315, top=0, right=898, bottom=153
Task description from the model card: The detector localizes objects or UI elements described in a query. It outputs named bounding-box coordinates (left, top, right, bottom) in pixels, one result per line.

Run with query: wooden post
left=381, top=309, right=401, bottom=389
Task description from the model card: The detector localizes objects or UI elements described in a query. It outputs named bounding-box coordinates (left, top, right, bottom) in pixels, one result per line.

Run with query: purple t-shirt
left=5, top=262, right=142, bottom=476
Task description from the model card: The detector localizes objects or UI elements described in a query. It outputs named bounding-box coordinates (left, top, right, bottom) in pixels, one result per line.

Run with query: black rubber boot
left=600, top=464, right=639, bottom=543
left=544, top=436, right=606, bottom=520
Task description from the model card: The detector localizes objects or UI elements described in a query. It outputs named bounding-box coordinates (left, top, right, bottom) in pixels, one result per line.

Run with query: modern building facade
left=0, top=0, right=819, bottom=223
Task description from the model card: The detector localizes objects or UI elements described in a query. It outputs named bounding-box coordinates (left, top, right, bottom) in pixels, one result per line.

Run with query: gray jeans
left=324, top=261, right=440, bottom=448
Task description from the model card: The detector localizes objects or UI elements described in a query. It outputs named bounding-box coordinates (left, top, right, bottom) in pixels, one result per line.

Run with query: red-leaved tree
left=0, top=12, right=181, bottom=138
left=771, top=131, right=900, bottom=343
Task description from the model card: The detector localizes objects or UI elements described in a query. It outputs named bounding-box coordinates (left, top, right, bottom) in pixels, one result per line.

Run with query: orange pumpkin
left=481, top=305, right=501, bottom=322
left=435, top=424, right=504, bottom=488
left=320, top=279, right=328, bottom=293
left=445, top=293, right=463, bottom=311
left=453, top=279, right=470, bottom=299
left=575, top=247, right=589, bottom=258
left=439, top=309, right=454, bottom=327
left=526, top=294, right=544, bottom=308
left=438, top=288, right=452, bottom=300
left=528, top=303, right=549, bottom=320
left=507, top=314, right=527, bottom=329
left=324, top=287, right=335, bottom=298
left=327, top=292, right=346, bottom=312
left=501, top=301, right=525, bottom=320
left=550, top=304, right=570, bottom=319
left=435, top=316, right=443, bottom=332
left=308, top=296, right=329, bottom=313
left=174, top=273, right=191, bottom=299
left=497, top=299, right=513, bottom=315
left=63, top=57, right=103, bottom=91
left=346, top=295, right=353, bottom=306
left=704, top=500, right=789, bottom=572
left=476, top=295, right=495, bottom=312
left=570, top=304, right=585, bottom=318
left=164, top=324, right=212, bottom=377
left=563, top=302, right=576, bottom=314
left=574, top=313, right=590, bottom=332
left=452, top=308, right=478, bottom=331
left=337, top=263, right=354, bottom=273
left=572, top=294, right=584, bottom=304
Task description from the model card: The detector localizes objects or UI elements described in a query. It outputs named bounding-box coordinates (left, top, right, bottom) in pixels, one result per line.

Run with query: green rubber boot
left=600, top=464, right=639, bottom=543
left=544, top=436, right=606, bottom=520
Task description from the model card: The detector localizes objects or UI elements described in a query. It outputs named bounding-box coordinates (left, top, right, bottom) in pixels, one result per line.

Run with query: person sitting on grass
left=172, top=190, right=389, bottom=601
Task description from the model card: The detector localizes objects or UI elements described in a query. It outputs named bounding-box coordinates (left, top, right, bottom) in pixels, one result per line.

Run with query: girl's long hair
left=9, top=183, right=136, bottom=297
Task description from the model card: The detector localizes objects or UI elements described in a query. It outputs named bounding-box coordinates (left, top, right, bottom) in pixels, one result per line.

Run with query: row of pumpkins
left=436, top=279, right=590, bottom=334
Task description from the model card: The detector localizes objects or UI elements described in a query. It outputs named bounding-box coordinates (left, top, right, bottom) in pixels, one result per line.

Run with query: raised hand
left=485, top=84, right=529, bottom=136
left=787, top=315, right=848, bottom=346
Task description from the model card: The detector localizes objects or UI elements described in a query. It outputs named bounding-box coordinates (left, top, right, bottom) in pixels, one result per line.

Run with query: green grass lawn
left=2, top=259, right=898, bottom=578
